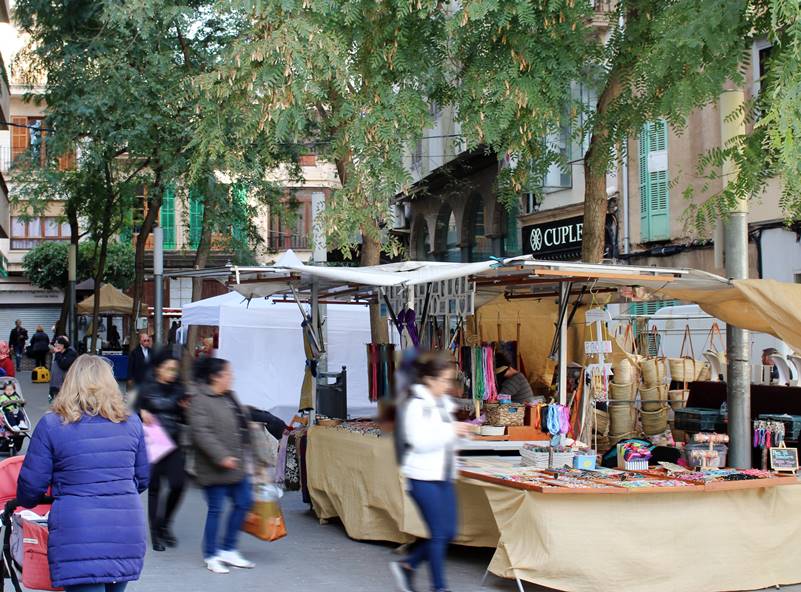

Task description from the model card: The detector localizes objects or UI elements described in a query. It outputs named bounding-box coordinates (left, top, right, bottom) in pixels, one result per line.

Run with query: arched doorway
left=435, top=204, right=461, bottom=262
left=414, top=216, right=432, bottom=260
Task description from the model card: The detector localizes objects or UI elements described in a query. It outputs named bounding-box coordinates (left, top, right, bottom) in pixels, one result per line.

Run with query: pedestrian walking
left=29, top=325, right=50, bottom=368
left=0, top=342, right=15, bottom=378
left=188, top=357, right=255, bottom=574
left=8, top=320, right=27, bottom=372
left=137, top=348, right=190, bottom=552
left=16, top=354, right=150, bottom=592
left=390, top=351, right=472, bottom=592
left=49, top=336, right=78, bottom=401
left=127, top=331, right=152, bottom=388
left=108, top=324, right=122, bottom=350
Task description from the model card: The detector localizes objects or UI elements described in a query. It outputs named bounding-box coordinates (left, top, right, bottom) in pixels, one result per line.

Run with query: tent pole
left=310, top=277, right=321, bottom=426
left=558, top=282, right=570, bottom=406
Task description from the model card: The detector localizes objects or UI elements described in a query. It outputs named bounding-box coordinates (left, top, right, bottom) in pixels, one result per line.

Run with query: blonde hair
left=51, top=355, right=129, bottom=423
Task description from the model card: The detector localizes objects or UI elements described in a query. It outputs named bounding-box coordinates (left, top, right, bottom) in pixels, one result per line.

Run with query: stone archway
left=434, top=203, right=461, bottom=262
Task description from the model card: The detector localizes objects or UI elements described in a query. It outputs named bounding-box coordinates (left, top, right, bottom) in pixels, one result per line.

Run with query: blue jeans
left=64, top=584, right=128, bottom=592
left=202, top=477, right=253, bottom=559
left=13, top=346, right=22, bottom=371
left=405, top=479, right=457, bottom=591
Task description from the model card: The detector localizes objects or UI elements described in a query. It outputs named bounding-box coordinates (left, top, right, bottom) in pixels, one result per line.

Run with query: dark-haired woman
left=390, top=352, right=472, bottom=592
left=137, top=349, right=189, bottom=552
left=188, top=357, right=254, bottom=574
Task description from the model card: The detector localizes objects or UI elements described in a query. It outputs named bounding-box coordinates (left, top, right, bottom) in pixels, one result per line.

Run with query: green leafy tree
left=22, top=241, right=135, bottom=291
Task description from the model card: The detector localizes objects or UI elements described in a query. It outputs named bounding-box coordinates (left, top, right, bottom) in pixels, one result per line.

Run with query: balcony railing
left=10, top=237, right=69, bottom=251
left=0, top=145, right=76, bottom=174
left=268, top=233, right=310, bottom=251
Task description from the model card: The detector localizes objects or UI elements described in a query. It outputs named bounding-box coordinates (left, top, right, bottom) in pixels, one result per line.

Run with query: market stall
left=169, top=253, right=801, bottom=592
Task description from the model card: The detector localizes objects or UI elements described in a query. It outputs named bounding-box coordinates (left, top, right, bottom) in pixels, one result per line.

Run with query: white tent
left=181, top=292, right=374, bottom=421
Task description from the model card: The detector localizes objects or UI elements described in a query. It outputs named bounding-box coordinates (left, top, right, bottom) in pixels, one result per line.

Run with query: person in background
left=494, top=350, right=535, bottom=404
left=762, top=348, right=780, bottom=382
left=137, top=349, right=190, bottom=552
left=127, top=332, right=152, bottom=388
left=107, top=324, right=122, bottom=350
left=30, top=325, right=50, bottom=368
left=8, top=320, right=28, bottom=372
left=390, top=351, right=472, bottom=592
left=168, top=321, right=179, bottom=345
left=49, top=336, right=78, bottom=401
left=0, top=342, right=15, bottom=378
left=17, top=355, right=149, bottom=592
left=188, top=357, right=255, bottom=574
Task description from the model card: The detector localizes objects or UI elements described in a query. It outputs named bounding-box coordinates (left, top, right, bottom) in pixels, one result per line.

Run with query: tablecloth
left=305, top=426, right=499, bottom=546
left=478, top=479, right=801, bottom=592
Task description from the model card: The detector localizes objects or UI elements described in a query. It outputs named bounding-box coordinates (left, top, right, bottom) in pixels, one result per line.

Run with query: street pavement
left=14, top=371, right=799, bottom=592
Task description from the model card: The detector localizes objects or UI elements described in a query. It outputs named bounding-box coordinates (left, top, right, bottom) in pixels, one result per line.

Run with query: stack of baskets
left=638, top=356, right=669, bottom=436
left=608, top=358, right=637, bottom=443
left=484, top=403, right=526, bottom=428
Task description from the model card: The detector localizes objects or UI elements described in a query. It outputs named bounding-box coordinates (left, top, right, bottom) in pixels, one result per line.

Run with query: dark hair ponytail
left=411, top=350, right=455, bottom=383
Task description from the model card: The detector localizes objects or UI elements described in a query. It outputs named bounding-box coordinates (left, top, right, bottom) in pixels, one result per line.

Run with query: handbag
left=142, top=418, right=177, bottom=464
left=242, top=483, right=286, bottom=542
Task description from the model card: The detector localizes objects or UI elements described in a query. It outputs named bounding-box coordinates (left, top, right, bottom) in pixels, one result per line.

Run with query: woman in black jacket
left=137, top=348, right=190, bottom=552
left=29, top=326, right=50, bottom=368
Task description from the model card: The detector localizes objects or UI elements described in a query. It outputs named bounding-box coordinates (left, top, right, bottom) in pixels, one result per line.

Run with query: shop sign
left=522, top=216, right=584, bottom=257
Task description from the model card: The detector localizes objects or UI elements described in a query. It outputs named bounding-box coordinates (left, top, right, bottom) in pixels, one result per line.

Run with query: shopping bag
left=242, top=482, right=286, bottom=542
left=142, top=418, right=177, bottom=464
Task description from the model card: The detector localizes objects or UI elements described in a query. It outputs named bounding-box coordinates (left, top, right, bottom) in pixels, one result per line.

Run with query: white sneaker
left=216, top=549, right=255, bottom=569
left=205, top=557, right=230, bottom=574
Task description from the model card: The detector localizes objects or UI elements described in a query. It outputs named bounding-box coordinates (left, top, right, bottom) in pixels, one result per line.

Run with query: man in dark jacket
left=49, top=336, right=78, bottom=401
left=127, top=332, right=152, bottom=388
left=8, top=320, right=28, bottom=372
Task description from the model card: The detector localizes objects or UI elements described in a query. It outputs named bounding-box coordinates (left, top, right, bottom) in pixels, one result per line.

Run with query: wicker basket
left=608, top=402, right=636, bottom=434
left=612, top=358, right=635, bottom=384
left=668, top=389, right=689, bottom=410
left=593, top=408, right=610, bottom=435
left=668, top=358, right=702, bottom=383
left=484, top=403, right=525, bottom=427
left=551, top=450, right=576, bottom=469
left=640, top=407, right=669, bottom=435
left=520, top=449, right=550, bottom=468
left=317, top=418, right=343, bottom=427
left=640, top=357, right=667, bottom=387
left=609, top=382, right=635, bottom=401
left=640, top=384, right=668, bottom=412
left=608, top=431, right=636, bottom=446
left=697, top=362, right=712, bottom=382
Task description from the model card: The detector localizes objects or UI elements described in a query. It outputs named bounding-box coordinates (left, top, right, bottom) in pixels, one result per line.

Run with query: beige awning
left=76, top=284, right=145, bottom=316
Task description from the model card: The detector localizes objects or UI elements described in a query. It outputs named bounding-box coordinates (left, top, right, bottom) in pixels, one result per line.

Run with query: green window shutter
left=189, top=190, right=204, bottom=249
left=161, top=185, right=176, bottom=249
left=639, top=120, right=670, bottom=242
left=232, top=185, right=248, bottom=243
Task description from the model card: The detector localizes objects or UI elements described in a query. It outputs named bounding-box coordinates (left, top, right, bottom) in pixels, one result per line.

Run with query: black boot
left=151, top=529, right=166, bottom=552
left=159, top=525, right=177, bottom=548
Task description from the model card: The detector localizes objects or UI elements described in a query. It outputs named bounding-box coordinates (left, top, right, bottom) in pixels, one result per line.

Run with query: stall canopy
left=76, top=284, right=145, bottom=316
left=180, top=291, right=373, bottom=421
left=169, top=253, right=801, bottom=352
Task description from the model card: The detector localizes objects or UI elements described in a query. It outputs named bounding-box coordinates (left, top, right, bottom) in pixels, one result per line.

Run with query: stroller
left=0, top=380, right=31, bottom=457
left=0, top=455, right=54, bottom=591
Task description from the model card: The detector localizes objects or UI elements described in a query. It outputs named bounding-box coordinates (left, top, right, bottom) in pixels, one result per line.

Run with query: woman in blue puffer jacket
left=17, top=355, right=150, bottom=592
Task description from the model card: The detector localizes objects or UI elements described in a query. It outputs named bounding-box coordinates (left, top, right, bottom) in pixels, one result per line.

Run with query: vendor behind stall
left=494, top=351, right=535, bottom=404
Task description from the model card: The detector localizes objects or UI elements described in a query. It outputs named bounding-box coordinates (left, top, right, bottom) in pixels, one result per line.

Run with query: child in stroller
left=0, top=381, right=27, bottom=434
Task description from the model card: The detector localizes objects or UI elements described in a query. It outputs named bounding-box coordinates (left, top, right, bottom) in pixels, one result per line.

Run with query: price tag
left=584, top=340, right=612, bottom=355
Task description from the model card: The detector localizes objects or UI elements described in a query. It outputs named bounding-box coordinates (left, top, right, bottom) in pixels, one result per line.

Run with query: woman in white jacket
left=391, top=352, right=471, bottom=592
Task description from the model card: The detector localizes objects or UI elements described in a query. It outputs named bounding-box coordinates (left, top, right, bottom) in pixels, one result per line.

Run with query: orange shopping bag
left=243, top=500, right=287, bottom=542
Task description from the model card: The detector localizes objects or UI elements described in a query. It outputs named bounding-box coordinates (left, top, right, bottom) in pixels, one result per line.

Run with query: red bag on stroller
left=0, top=456, right=57, bottom=591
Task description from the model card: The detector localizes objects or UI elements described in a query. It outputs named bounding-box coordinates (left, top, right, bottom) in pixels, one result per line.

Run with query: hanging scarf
left=397, top=309, right=420, bottom=347
left=483, top=346, right=498, bottom=402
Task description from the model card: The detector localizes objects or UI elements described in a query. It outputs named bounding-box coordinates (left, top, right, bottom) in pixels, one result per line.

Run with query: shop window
left=639, top=120, right=670, bottom=242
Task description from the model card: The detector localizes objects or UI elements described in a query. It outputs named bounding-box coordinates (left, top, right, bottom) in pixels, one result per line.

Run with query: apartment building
left=401, top=2, right=615, bottom=264
left=0, top=0, right=11, bottom=275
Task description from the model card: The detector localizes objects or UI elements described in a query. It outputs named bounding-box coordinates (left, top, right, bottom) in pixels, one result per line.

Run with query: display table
left=305, top=425, right=499, bottom=546
left=460, top=462, right=801, bottom=592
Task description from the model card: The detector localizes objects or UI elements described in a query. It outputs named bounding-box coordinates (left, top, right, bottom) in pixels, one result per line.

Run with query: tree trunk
left=90, top=232, right=110, bottom=353
left=130, top=170, right=164, bottom=348
left=184, top=199, right=215, bottom=377
left=581, top=67, right=624, bottom=264
left=361, top=232, right=388, bottom=343
left=62, top=208, right=80, bottom=343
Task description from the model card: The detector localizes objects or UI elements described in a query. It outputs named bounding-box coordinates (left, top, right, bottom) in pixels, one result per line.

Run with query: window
left=503, top=197, right=522, bottom=257
left=269, top=194, right=311, bottom=251
left=752, top=40, right=773, bottom=98
left=467, top=195, right=491, bottom=262
left=161, top=186, right=176, bottom=249
left=639, top=120, right=670, bottom=242
left=189, top=190, right=205, bottom=249
left=10, top=216, right=70, bottom=250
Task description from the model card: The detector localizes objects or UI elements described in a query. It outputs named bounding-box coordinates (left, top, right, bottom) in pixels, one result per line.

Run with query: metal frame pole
left=720, top=89, right=750, bottom=468
left=558, top=282, right=569, bottom=406
left=153, top=226, right=164, bottom=347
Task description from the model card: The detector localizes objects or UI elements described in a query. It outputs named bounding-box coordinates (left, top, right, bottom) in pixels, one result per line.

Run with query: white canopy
left=180, top=291, right=374, bottom=421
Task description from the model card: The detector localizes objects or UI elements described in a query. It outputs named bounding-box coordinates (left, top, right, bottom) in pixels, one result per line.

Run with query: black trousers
left=148, top=448, right=186, bottom=533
